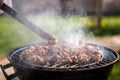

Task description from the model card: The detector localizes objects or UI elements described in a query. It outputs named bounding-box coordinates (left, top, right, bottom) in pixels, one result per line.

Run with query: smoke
left=26, top=12, right=95, bottom=46
left=9, top=0, right=96, bottom=46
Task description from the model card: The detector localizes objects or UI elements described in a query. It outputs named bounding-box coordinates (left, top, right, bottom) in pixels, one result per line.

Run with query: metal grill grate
left=9, top=46, right=117, bottom=70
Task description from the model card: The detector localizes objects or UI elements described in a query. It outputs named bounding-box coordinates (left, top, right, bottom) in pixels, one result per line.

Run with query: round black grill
left=8, top=43, right=118, bottom=71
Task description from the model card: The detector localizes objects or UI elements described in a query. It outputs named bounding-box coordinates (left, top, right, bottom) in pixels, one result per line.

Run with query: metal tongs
left=0, top=3, right=56, bottom=43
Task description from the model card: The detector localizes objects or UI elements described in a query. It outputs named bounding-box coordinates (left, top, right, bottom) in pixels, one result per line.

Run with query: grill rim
left=7, top=43, right=119, bottom=72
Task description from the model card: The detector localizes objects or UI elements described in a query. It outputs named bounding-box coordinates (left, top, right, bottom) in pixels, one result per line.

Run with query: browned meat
left=20, top=42, right=103, bottom=69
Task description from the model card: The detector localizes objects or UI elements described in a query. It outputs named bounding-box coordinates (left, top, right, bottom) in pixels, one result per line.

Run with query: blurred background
left=0, top=0, right=120, bottom=80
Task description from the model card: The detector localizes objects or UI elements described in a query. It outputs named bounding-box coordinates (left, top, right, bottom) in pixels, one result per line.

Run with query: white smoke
left=25, top=11, right=95, bottom=46
left=9, top=0, right=96, bottom=46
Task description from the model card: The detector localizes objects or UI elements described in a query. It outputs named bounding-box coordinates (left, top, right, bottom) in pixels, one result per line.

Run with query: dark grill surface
left=88, top=59, right=114, bottom=68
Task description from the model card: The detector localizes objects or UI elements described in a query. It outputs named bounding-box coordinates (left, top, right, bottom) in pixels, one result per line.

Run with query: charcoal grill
left=0, top=2, right=119, bottom=80
left=0, top=43, right=119, bottom=80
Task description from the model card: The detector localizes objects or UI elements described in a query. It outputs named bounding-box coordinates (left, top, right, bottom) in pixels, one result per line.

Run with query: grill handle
left=0, top=63, right=18, bottom=80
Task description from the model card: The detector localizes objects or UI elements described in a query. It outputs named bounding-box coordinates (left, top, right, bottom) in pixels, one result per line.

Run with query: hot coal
left=20, top=42, right=103, bottom=69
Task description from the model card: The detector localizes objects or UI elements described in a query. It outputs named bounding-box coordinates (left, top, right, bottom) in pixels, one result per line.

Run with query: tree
left=96, top=0, right=103, bottom=28
left=59, top=0, right=72, bottom=15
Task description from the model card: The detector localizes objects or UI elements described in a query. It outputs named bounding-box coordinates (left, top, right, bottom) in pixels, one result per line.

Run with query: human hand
left=0, top=0, right=4, bottom=7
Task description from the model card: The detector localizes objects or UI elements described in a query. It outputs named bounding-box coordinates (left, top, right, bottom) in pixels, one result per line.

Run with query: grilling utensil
left=0, top=3, right=56, bottom=42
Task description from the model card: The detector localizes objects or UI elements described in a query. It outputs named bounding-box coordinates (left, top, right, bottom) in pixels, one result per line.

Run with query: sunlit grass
left=0, top=16, right=41, bottom=56
left=88, top=17, right=120, bottom=36
left=102, top=17, right=120, bottom=27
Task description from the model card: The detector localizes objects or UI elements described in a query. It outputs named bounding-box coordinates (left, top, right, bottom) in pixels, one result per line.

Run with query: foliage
left=88, top=16, right=120, bottom=36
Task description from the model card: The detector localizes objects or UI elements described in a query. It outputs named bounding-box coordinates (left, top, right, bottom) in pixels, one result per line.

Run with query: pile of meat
left=20, top=42, right=103, bottom=69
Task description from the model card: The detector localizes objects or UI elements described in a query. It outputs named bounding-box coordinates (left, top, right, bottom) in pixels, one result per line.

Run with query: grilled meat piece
left=20, top=43, right=103, bottom=69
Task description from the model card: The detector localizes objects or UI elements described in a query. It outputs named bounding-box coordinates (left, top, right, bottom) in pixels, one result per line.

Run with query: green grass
left=88, top=16, right=120, bottom=36
left=0, top=16, right=41, bottom=58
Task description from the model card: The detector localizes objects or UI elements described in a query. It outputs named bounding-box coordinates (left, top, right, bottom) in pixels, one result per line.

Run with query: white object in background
left=0, top=0, right=12, bottom=14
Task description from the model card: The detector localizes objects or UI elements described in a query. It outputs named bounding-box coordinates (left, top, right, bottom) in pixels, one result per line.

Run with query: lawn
left=0, top=15, right=120, bottom=80
left=87, top=16, right=120, bottom=36
left=0, top=16, right=42, bottom=58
